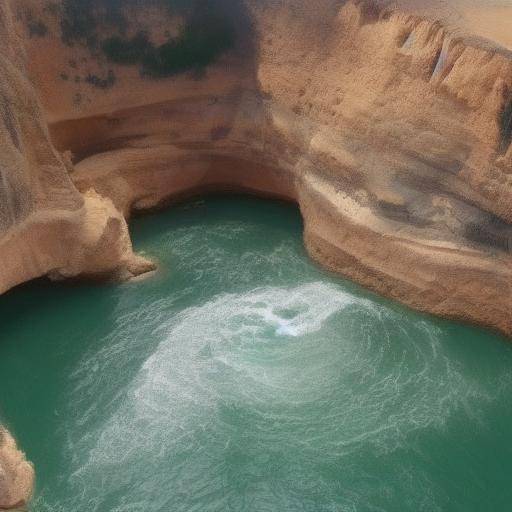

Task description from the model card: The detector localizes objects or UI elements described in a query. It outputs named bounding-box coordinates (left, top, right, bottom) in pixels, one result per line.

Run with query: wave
left=40, top=280, right=490, bottom=512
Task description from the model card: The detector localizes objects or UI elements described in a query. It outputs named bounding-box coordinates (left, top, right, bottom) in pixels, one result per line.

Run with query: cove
left=1, top=195, right=512, bottom=512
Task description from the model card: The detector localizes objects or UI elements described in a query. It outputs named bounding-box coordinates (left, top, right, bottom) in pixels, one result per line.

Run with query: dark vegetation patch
left=61, top=0, right=103, bottom=47
left=500, top=98, right=512, bottom=153
left=85, top=70, right=116, bottom=89
left=465, top=214, right=512, bottom=253
left=28, top=19, right=49, bottom=37
left=101, top=31, right=151, bottom=65
left=60, top=0, right=235, bottom=77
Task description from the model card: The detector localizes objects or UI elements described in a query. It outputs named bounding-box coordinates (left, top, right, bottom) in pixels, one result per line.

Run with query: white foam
left=55, top=281, right=487, bottom=512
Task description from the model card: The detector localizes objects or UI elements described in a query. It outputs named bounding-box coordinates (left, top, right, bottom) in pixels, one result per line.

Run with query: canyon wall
left=0, top=428, right=33, bottom=509
left=1, top=0, right=512, bottom=504
left=0, top=0, right=153, bottom=297
left=251, top=0, right=512, bottom=335
left=13, top=0, right=510, bottom=335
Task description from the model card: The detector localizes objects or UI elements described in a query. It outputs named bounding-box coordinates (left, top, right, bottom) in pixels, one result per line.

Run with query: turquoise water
left=1, top=195, right=512, bottom=512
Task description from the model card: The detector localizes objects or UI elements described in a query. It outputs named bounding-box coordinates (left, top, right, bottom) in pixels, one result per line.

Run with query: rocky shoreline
left=0, top=429, right=33, bottom=510
left=1, top=0, right=512, bottom=505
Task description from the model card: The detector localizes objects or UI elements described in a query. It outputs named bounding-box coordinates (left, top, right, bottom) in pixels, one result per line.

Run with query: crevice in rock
left=465, top=218, right=512, bottom=253
left=500, top=97, right=512, bottom=154
left=0, top=96, right=20, bottom=151
left=430, top=36, right=451, bottom=80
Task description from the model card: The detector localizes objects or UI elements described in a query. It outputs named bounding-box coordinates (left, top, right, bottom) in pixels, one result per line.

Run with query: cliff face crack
left=0, top=96, right=20, bottom=151
left=500, top=97, right=512, bottom=154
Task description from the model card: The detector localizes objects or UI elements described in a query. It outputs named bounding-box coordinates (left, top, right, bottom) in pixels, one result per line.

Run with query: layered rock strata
left=23, top=0, right=511, bottom=335
left=0, top=0, right=153, bottom=296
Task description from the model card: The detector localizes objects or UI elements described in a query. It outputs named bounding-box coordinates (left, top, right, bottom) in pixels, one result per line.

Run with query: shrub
left=61, top=0, right=235, bottom=77
left=85, top=70, right=116, bottom=89
left=28, top=20, right=48, bottom=37
left=102, top=32, right=151, bottom=65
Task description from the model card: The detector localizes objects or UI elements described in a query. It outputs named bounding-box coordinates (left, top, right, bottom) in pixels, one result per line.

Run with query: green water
left=1, top=196, right=512, bottom=512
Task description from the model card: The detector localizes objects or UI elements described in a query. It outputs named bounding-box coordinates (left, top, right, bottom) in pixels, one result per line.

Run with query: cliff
left=1, top=0, right=512, bottom=505
left=15, top=0, right=510, bottom=334
left=0, top=429, right=33, bottom=509
left=0, top=0, right=154, bottom=296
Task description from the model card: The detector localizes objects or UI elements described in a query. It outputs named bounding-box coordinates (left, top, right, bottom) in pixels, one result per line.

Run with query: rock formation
left=1, top=0, right=512, bottom=505
left=0, top=0, right=154, bottom=296
left=0, top=429, right=33, bottom=510
left=15, top=0, right=510, bottom=334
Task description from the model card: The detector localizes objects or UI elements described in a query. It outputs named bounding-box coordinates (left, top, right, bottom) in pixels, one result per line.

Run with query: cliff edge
left=13, top=0, right=509, bottom=335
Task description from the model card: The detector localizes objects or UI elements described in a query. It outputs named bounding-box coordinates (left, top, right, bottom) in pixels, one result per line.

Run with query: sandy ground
left=463, top=6, right=512, bottom=50
left=388, top=0, right=512, bottom=50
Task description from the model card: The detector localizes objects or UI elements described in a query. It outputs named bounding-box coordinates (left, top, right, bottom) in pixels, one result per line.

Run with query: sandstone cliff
left=0, top=429, right=33, bottom=510
left=12, top=0, right=509, bottom=335
left=1, top=0, right=512, bottom=505
left=0, top=0, right=153, bottom=296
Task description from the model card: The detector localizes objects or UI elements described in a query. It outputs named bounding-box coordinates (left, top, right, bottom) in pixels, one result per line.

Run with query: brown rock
left=0, top=0, right=510, bottom=339
left=0, top=429, right=34, bottom=510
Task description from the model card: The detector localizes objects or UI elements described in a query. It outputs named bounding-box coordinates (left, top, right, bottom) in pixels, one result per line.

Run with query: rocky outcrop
left=17, top=0, right=509, bottom=337
left=0, top=429, right=33, bottom=510
left=250, top=0, right=512, bottom=335
left=0, top=2, right=153, bottom=504
left=1, top=0, right=511, bottom=330
left=0, top=0, right=153, bottom=296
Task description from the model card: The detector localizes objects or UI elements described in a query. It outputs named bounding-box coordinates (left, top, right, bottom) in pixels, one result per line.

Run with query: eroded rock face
left=0, top=0, right=154, bottom=295
left=1, top=0, right=511, bottom=326
left=12, top=0, right=509, bottom=336
left=0, top=3, right=153, bottom=502
left=1, top=0, right=512, bottom=501
left=0, top=429, right=33, bottom=510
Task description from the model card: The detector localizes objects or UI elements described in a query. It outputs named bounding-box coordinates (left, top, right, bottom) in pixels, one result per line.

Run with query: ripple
left=53, top=281, right=485, bottom=511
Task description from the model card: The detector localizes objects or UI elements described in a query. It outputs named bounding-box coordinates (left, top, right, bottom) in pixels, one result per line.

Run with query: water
left=1, top=195, right=512, bottom=512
